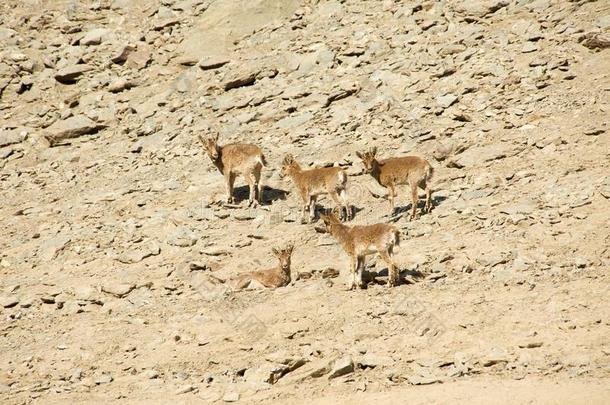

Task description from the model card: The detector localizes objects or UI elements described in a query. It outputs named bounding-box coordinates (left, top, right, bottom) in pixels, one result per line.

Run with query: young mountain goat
left=357, top=147, right=434, bottom=219
left=320, top=212, right=400, bottom=289
left=280, top=154, right=351, bottom=222
left=199, top=133, right=266, bottom=206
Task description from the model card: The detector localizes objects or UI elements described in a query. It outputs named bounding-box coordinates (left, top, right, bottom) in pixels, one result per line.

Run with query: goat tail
left=394, top=228, right=401, bottom=247
left=426, top=163, right=435, bottom=183
left=259, top=153, right=267, bottom=167
left=338, top=169, right=347, bottom=187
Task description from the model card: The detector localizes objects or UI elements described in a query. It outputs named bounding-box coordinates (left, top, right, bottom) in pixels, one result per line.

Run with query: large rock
left=450, top=143, right=522, bottom=168
left=436, top=93, right=459, bottom=109
left=80, top=28, right=110, bottom=45
left=45, top=115, right=106, bottom=146
left=328, top=356, right=354, bottom=379
left=167, top=226, right=198, bottom=247
left=198, top=56, right=230, bottom=70
left=54, top=64, right=93, bottom=84
left=0, top=127, right=28, bottom=147
left=453, top=0, right=509, bottom=18
left=223, top=68, right=257, bottom=91
left=101, top=283, right=135, bottom=298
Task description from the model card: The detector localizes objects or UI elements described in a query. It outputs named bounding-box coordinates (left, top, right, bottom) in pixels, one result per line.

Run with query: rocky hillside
left=1, top=0, right=609, bottom=403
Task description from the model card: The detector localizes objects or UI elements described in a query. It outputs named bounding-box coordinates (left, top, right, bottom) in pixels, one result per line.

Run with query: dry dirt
left=1, top=0, right=609, bottom=403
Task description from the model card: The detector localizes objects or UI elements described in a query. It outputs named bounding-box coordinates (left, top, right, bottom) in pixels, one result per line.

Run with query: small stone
left=54, top=64, right=93, bottom=84
left=436, top=94, right=458, bottom=109
left=0, top=128, right=28, bottom=147
left=521, top=42, right=538, bottom=53
left=359, top=353, right=394, bottom=368
left=223, top=391, right=239, bottom=402
left=101, top=283, right=135, bottom=298
left=45, top=115, right=106, bottom=146
left=108, top=78, right=135, bottom=93
left=0, top=296, right=19, bottom=308
left=167, top=226, right=198, bottom=247
left=482, top=347, right=510, bottom=367
left=198, top=56, right=230, bottom=70
left=518, top=341, right=543, bottom=349
left=328, top=356, right=354, bottom=379
left=94, top=373, right=113, bottom=385
left=142, top=369, right=159, bottom=379
left=111, top=44, right=135, bottom=64
left=80, top=28, right=110, bottom=45
left=175, top=385, right=196, bottom=394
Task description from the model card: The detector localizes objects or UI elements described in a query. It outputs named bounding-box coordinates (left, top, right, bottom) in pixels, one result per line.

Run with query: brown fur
left=199, top=133, right=266, bottom=206
left=229, top=245, right=294, bottom=291
left=357, top=147, right=434, bottom=219
left=320, top=212, right=400, bottom=289
left=280, top=154, right=351, bottom=222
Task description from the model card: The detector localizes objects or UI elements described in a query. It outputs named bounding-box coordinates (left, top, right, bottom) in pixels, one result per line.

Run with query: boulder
left=45, top=115, right=106, bottom=146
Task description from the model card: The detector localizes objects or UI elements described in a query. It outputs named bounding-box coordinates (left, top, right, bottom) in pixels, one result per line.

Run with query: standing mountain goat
left=320, top=211, right=401, bottom=289
left=280, top=154, right=352, bottom=223
left=356, top=147, right=434, bottom=219
left=199, top=133, right=266, bottom=206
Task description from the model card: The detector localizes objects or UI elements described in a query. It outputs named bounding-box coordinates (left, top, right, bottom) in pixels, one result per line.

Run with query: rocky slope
left=1, top=0, right=609, bottom=403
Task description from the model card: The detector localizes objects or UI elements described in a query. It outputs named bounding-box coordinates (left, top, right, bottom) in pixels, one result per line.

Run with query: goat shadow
left=232, top=185, right=289, bottom=205
left=391, top=194, right=449, bottom=216
left=366, top=267, right=425, bottom=286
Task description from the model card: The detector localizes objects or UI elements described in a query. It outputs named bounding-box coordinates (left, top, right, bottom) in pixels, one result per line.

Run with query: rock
left=359, top=353, right=394, bottom=368
left=45, top=115, right=106, bottom=146
left=244, top=362, right=289, bottom=385
left=580, top=32, right=610, bottom=50
left=0, top=295, right=19, bottom=308
left=328, top=356, right=354, bottom=379
left=223, top=69, right=257, bottom=91
left=450, top=143, right=521, bottom=168
left=324, top=82, right=359, bottom=107
left=175, top=385, right=196, bottom=394
left=141, top=369, right=159, bottom=379
left=116, top=240, right=161, bottom=264
left=222, top=392, right=239, bottom=402
left=0, top=128, right=28, bottom=147
left=175, top=55, right=199, bottom=66
left=454, top=0, right=509, bottom=18
left=482, top=347, right=511, bottom=366
left=278, top=357, right=335, bottom=385
left=94, top=373, right=113, bottom=385
left=127, top=49, right=151, bottom=69
left=521, top=42, right=538, bottom=53
left=436, top=94, right=458, bottom=109
left=167, top=226, right=198, bottom=247
left=198, top=56, right=230, bottom=70
left=153, top=18, right=180, bottom=31
left=518, top=341, right=543, bottom=349
left=39, top=236, right=71, bottom=261
left=80, top=28, right=110, bottom=45
left=101, top=283, right=135, bottom=298
left=600, top=177, right=610, bottom=199
left=54, top=64, right=93, bottom=84
left=108, top=78, right=136, bottom=93
left=408, top=374, right=442, bottom=385
left=276, top=112, right=313, bottom=129
left=111, top=44, right=135, bottom=64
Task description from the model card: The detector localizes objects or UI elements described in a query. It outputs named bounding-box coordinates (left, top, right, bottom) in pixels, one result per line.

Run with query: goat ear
left=371, top=146, right=377, bottom=156
left=212, top=132, right=219, bottom=142
left=272, top=247, right=279, bottom=256
left=356, top=151, right=363, bottom=159
left=286, top=245, right=294, bottom=255
left=198, top=134, right=205, bottom=145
